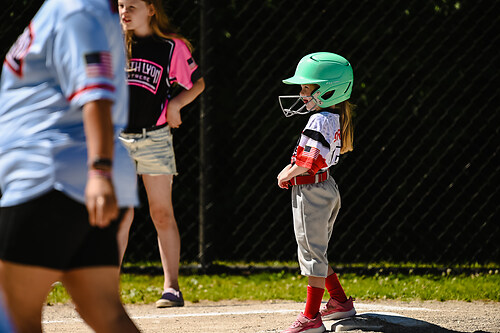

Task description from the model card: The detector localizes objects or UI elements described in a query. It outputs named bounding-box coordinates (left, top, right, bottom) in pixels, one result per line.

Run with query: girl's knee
left=150, top=208, right=176, bottom=228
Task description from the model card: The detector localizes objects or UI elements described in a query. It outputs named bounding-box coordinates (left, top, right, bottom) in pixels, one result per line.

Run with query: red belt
left=290, top=170, right=329, bottom=186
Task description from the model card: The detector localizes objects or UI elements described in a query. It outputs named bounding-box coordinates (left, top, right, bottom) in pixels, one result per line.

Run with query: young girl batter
left=277, top=52, right=356, bottom=333
left=117, top=0, right=205, bottom=308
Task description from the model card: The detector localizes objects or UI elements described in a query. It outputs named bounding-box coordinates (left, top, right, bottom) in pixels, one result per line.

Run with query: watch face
left=91, top=158, right=113, bottom=169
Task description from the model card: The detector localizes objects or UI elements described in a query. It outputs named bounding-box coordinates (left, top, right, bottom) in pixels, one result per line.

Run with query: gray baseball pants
left=291, top=176, right=341, bottom=277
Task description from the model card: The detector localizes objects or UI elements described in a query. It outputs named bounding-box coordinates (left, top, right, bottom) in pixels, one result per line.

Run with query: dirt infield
left=42, top=299, right=500, bottom=332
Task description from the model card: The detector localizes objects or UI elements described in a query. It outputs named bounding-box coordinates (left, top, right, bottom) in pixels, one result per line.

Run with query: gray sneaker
left=156, top=288, right=184, bottom=308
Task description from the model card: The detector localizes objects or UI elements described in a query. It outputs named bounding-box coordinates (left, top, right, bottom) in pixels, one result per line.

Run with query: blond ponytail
left=339, top=100, right=354, bottom=154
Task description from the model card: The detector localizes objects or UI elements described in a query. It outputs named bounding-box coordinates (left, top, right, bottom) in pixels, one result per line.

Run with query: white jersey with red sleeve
left=291, top=111, right=342, bottom=175
left=0, top=0, right=137, bottom=207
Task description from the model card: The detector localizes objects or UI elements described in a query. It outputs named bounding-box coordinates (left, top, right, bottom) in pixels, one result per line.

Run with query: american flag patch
left=302, top=145, right=320, bottom=159
left=187, top=57, right=197, bottom=70
left=85, top=52, right=113, bottom=78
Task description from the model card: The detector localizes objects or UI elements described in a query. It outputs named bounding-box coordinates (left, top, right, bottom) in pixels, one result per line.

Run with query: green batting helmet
left=279, top=52, right=353, bottom=116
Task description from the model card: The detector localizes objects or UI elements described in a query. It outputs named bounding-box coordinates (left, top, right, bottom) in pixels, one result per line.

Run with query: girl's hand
left=85, top=174, right=118, bottom=228
left=165, top=78, right=205, bottom=129
left=277, top=164, right=293, bottom=189
left=276, top=164, right=310, bottom=189
left=166, top=102, right=182, bottom=128
left=277, top=177, right=290, bottom=189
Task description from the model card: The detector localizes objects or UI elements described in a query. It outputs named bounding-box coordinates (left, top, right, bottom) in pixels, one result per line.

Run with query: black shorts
left=0, top=190, right=123, bottom=270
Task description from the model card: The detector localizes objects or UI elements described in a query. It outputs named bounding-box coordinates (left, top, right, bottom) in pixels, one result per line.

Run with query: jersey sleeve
left=168, top=39, right=201, bottom=90
left=294, top=114, right=332, bottom=175
left=52, top=12, right=116, bottom=108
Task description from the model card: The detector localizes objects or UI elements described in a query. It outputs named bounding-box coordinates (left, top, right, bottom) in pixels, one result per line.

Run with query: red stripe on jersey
left=67, top=84, right=115, bottom=101
left=295, top=145, right=327, bottom=175
left=5, top=24, right=34, bottom=77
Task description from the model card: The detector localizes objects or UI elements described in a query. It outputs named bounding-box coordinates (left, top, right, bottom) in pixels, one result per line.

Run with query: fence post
left=198, top=0, right=207, bottom=270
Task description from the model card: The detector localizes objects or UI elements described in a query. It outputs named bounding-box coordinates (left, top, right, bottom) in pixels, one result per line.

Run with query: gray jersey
left=0, top=0, right=137, bottom=207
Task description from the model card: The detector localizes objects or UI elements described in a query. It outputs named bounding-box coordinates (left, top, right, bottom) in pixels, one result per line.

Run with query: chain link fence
left=1, top=0, right=499, bottom=267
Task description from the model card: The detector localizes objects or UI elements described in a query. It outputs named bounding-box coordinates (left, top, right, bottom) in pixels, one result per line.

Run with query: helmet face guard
left=279, top=52, right=353, bottom=116
left=278, top=89, right=322, bottom=117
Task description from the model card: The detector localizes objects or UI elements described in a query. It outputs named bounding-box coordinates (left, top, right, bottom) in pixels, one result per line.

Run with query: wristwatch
left=89, top=157, right=113, bottom=170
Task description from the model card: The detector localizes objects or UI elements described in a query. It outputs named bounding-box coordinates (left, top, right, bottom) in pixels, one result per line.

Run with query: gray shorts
left=291, top=176, right=341, bottom=277
left=119, top=125, right=177, bottom=175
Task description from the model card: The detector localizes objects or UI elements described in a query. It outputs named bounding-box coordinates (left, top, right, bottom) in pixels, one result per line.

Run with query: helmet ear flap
left=321, top=89, right=335, bottom=101
left=313, top=86, right=336, bottom=107
left=311, top=89, right=323, bottom=106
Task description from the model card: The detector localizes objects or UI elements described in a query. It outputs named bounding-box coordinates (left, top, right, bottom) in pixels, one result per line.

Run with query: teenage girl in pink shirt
left=117, top=0, right=205, bottom=308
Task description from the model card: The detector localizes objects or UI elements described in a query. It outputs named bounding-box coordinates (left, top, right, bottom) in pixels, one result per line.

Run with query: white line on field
left=131, top=308, right=298, bottom=320
left=356, top=303, right=439, bottom=312
left=44, top=319, right=82, bottom=324
left=43, top=303, right=438, bottom=324
left=130, top=303, right=437, bottom=320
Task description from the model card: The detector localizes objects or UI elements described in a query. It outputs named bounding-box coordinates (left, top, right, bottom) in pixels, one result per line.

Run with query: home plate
left=328, top=312, right=431, bottom=332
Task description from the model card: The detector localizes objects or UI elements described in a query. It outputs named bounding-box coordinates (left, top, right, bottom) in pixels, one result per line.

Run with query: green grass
left=46, top=264, right=500, bottom=305
left=343, top=273, right=500, bottom=302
